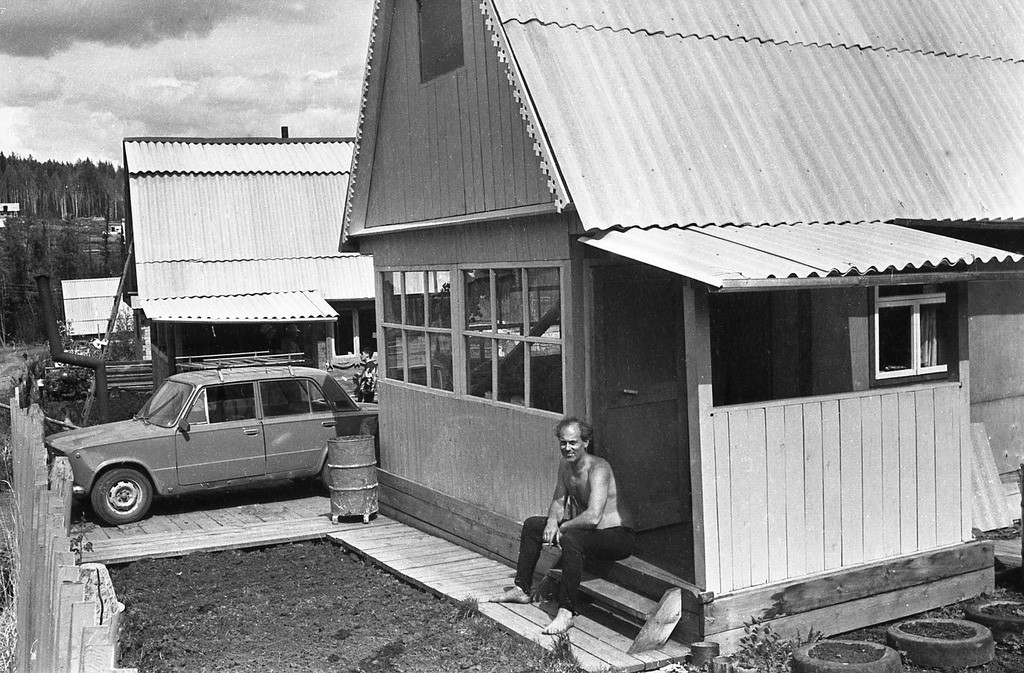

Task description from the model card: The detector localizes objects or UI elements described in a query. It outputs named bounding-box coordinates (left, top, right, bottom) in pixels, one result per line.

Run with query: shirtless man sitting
left=484, top=416, right=634, bottom=634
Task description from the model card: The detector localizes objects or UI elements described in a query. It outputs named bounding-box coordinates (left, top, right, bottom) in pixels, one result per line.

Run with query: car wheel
left=90, top=468, right=153, bottom=526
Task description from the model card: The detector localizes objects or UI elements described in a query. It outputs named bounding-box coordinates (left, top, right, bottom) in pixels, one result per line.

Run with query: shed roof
left=488, top=0, right=1024, bottom=229
left=124, top=138, right=373, bottom=316
left=582, top=222, right=1023, bottom=289
left=134, top=291, right=337, bottom=323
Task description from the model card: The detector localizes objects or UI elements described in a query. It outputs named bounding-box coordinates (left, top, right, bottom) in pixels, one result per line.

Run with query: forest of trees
left=0, top=152, right=124, bottom=221
left=0, top=154, right=127, bottom=344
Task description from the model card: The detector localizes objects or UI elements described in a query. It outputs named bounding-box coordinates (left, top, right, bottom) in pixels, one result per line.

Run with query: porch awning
left=135, top=290, right=338, bottom=323
left=580, top=222, right=1023, bottom=290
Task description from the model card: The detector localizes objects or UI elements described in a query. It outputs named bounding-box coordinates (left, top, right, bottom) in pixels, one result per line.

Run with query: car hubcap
left=108, top=480, right=141, bottom=513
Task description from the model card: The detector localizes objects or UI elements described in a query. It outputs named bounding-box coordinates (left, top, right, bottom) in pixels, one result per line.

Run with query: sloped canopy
left=134, top=291, right=337, bottom=324
left=582, top=222, right=1023, bottom=289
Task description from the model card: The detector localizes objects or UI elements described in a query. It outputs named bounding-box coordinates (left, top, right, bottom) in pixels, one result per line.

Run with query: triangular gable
left=343, top=0, right=565, bottom=242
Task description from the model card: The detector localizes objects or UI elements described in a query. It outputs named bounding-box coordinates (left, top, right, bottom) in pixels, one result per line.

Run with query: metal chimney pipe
left=281, top=126, right=289, bottom=139
left=34, top=274, right=109, bottom=423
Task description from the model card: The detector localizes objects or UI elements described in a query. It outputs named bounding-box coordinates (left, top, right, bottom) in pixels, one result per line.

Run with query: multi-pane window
left=382, top=270, right=454, bottom=391
left=418, top=0, right=464, bottom=82
left=874, top=285, right=951, bottom=380
left=464, top=267, right=563, bottom=412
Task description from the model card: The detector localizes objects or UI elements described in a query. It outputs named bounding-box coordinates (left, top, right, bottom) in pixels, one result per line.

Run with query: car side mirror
left=177, top=418, right=191, bottom=435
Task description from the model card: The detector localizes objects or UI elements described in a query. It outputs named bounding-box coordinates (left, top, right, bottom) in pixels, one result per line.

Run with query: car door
left=260, top=377, right=340, bottom=475
left=175, top=382, right=265, bottom=485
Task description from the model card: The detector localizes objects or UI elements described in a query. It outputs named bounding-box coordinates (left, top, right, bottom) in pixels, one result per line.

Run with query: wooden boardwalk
left=80, top=493, right=689, bottom=672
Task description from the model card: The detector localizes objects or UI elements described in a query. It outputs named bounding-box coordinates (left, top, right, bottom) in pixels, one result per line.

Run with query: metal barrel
left=327, top=435, right=378, bottom=522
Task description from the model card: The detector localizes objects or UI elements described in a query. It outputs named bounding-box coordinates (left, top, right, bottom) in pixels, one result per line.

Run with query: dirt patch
left=808, top=641, right=885, bottom=664
left=112, top=540, right=583, bottom=673
left=898, top=620, right=977, bottom=640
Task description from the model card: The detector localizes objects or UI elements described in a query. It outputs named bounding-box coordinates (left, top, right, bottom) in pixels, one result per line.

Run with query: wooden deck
left=79, top=492, right=689, bottom=672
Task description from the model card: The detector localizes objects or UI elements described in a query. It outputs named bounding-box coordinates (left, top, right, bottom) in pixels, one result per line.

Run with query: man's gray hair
left=555, top=416, right=593, bottom=444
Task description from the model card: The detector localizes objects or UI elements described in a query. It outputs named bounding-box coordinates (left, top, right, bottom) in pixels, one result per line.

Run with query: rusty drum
left=326, top=435, right=378, bottom=523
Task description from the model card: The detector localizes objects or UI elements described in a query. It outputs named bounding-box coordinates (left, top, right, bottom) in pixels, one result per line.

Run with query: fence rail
left=9, top=393, right=135, bottom=673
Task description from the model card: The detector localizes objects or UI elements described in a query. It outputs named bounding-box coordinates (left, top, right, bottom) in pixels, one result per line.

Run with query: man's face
left=558, top=424, right=588, bottom=463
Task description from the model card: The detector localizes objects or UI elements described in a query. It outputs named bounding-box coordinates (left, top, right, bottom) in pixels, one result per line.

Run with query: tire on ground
left=886, top=618, right=994, bottom=669
left=90, top=467, right=154, bottom=526
left=964, top=600, right=1024, bottom=642
left=792, top=640, right=902, bottom=673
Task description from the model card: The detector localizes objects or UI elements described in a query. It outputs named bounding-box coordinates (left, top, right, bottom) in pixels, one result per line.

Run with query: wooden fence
left=9, top=395, right=135, bottom=673
left=701, top=381, right=970, bottom=595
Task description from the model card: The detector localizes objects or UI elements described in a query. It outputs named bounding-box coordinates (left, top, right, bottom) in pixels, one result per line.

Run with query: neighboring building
left=61, top=277, right=132, bottom=337
left=0, top=202, right=19, bottom=226
left=123, top=137, right=376, bottom=383
left=343, top=0, right=1024, bottom=652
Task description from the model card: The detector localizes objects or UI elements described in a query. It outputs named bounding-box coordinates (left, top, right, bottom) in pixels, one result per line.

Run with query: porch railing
left=700, top=381, right=969, bottom=595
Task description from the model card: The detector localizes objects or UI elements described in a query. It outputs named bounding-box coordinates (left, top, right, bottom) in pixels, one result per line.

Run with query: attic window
left=419, top=0, right=464, bottom=82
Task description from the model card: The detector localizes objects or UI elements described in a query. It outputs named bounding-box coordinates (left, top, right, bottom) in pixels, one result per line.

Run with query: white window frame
left=873, top=287, right=948, bottom=380
left=379, top=267, right=454, bottom=392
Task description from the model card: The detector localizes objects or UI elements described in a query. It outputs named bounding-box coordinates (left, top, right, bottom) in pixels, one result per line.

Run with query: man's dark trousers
left=514, top=516, right=634, bottom=613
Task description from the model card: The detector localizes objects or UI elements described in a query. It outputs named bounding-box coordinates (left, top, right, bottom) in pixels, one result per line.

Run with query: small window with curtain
left=874, top=285, right=953, bottom=380
left=418, top=0, right=464, bottom=82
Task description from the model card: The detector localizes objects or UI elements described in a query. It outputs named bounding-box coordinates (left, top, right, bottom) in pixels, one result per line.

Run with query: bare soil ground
left=111, top=540, right=582, bottom=673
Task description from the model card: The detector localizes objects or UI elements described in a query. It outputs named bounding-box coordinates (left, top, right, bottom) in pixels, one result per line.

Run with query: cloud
left=0, top=0, right=336, bottom=58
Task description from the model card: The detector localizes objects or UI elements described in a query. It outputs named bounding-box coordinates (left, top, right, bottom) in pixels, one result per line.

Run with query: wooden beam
left=704, top=541, right=993, bottom=635
left=716, top=270, right=1024, bottom=292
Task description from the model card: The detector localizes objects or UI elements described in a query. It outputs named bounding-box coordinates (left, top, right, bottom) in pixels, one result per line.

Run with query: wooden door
left=593, top=265, right=687, bottom=531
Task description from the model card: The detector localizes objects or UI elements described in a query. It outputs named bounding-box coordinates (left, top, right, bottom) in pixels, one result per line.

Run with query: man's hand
left=542, top=518, right=559, bottom=545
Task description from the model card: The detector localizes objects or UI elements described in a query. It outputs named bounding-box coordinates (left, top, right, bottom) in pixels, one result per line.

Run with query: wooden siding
left=969, top=279, right=1024, bottom=475
left=365, top=0, right=552, bottom=227
left=361, top=212, right=573, bottom=267
left=378, top=382, right=562, bottom=522
left=701, top=381, right=969, bottom=595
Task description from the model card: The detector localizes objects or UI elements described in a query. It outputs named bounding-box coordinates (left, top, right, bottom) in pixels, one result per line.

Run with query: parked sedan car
left=46, top=366, right=378, bottom=525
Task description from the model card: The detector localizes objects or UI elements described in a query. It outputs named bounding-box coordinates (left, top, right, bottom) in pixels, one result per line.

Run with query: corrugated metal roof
left=135, top=255, right=375, bottom=302
left=495, top=0, right=1024, bottom=61
left=581, top=222, right=1023, bottom=288
left=135, top=290, right=338, bottom=323
left=492, top=4, right=1024, bottom=229
left=124, top=138, right=353, bottom=175
left=129, top=173, right=349, bottom=263
left=61, top=277, right=120, bottom=300
left=61, top=278, right=130, bottom=336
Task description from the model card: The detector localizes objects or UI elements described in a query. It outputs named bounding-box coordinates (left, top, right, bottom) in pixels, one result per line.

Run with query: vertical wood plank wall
left=702, top=382, right=968, bottom=595
left=366, top=0, right=552, bottom=226
left=379, top=383, right=562, bottom=522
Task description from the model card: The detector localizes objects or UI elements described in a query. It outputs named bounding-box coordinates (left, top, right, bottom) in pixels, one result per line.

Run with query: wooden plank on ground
left=971, top=423, right=1016, bottom=532
left=628, top=588, right=682, bottom=655
left=478, top=602, right=614, bottom=673
left=505, top=601, right=649, bottom=673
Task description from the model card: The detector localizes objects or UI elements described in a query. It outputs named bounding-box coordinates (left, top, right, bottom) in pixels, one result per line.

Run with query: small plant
left=43, top=365, right=92, bottom=401
left=69, top=533, right=93, bottom=563
left=540, top=631, right=583, bottom=672
left=734, top=619, right=821, bottom=673
left=452, top=596, right=480, bottom=621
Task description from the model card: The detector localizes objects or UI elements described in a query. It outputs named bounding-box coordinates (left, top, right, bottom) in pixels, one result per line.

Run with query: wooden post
left=1019, top=463, right=1023, bottom=566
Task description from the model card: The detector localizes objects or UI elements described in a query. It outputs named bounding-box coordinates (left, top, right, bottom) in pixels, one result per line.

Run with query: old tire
left=964, top=600, right=1024, bottom=642
left=90, top=467, right=153, bottom=526
left=886, top=618, right=994, bottom=669
left=792, top=640, right=902, bottom=673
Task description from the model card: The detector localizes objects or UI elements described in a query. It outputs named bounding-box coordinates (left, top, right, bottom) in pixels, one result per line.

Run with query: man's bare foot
left=482, top=586, right=532, bottom=604
left=542, top=608, right=574, bottom=634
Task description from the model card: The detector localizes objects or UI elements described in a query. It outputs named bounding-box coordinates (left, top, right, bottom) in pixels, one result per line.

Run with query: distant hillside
left=0, top=153, right=124, bottom=221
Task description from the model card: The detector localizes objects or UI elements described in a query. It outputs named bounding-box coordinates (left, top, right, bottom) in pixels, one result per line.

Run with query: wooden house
left=342, top=0, right=1024, bottom=648
left=122, top=137, right=376, bottom=383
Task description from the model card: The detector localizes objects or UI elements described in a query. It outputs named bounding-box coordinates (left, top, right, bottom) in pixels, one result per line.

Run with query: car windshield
left=135, top=380, right=194, bottom=427
left=320, top=375, right=358, bottom=411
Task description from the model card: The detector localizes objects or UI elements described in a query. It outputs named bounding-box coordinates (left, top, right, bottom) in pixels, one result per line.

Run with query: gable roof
left=486, top=0, right=1024, bottom=230
left=124, top=138, right=374, bottom=315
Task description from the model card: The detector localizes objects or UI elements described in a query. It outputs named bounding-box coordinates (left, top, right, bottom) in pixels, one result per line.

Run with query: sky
left=0, top=0, right=375, bottom=166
